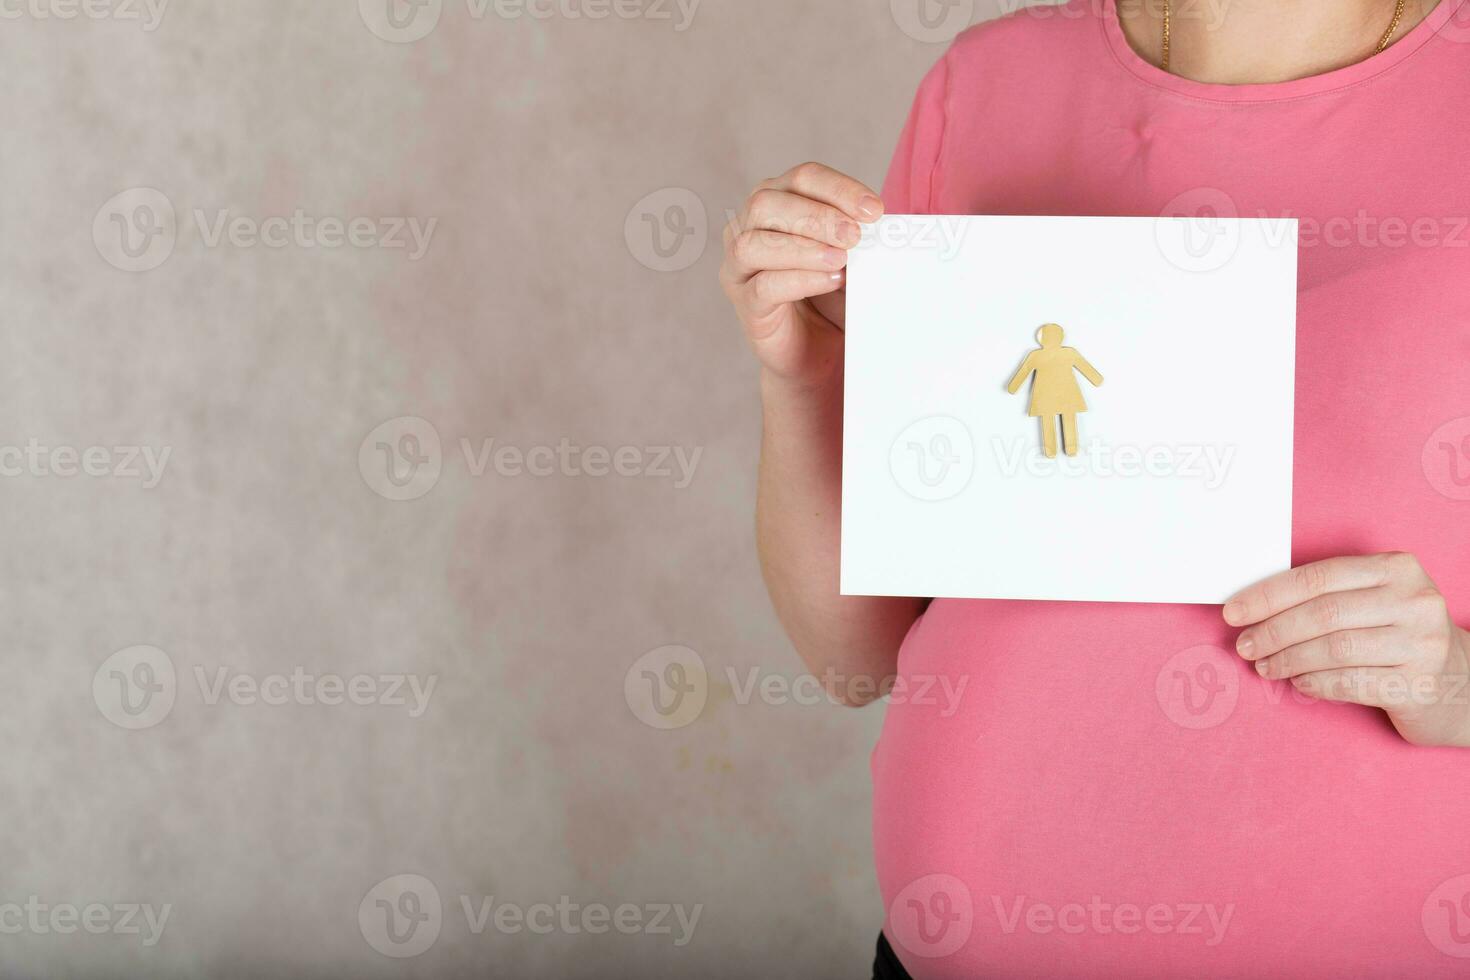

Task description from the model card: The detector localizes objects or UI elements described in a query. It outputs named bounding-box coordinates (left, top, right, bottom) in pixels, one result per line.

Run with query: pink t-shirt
left=872, top=2, right=1470, bottom=976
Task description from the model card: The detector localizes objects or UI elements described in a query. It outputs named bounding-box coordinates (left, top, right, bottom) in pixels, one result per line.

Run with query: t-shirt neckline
left=1099, top=0, right=1468, bottom=103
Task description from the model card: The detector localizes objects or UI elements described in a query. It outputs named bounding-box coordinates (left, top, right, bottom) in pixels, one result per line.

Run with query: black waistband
left=873, top=932, right=914, bottom=980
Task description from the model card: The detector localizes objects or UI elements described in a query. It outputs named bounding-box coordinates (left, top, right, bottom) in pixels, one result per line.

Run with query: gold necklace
left=1159, top=0, right=1408, bottom=72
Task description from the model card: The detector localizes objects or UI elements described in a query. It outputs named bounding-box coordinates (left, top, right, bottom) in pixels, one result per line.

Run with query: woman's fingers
left=717, top=161, right=878, bottom=384
left=1223, top=555, right=1395, bottom=627
left=1290, top=667, right=1433, bottom=709
left=1236, top=587, right=1398, bottom=660
left=1253, top=626, right=1404, bottom=680
left=743, top=270, right=845, bottom=323
left=739, top=189, right=863, bottom=250
left=759, top=162, right=884, bottom=223
left=724, top=229, right=848, bottom=284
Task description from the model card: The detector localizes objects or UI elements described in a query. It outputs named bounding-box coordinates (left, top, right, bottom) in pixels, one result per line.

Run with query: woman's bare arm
left=720, top=162, right=926, bottom=706
left=757, top=369, right=927, bottom=706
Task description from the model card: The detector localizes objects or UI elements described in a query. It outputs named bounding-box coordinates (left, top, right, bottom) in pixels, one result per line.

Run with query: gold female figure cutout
left=1005, top=323, right=1103, bottom=459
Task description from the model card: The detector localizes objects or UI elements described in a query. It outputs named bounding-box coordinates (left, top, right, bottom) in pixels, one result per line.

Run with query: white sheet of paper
left=841, top=214, right=1298, bottom=604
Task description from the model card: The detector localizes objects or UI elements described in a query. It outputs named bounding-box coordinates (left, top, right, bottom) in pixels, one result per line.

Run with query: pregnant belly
left=872, top=599, right=1470, bottom=980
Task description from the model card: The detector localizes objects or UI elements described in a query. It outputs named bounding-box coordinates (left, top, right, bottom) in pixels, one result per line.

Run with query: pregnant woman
left=718, top=0, right=1470, bottom=976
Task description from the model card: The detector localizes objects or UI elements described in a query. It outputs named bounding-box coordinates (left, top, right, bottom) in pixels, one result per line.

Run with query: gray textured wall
left=0, top=0, right=1017, bottom=976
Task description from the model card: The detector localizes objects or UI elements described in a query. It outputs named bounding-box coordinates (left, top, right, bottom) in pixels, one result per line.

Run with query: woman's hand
left=1224, top=553, right=1470, bottom=747
left=719, top=163, right=921, bottom=703
left=718, top=162, right=885, bottom=388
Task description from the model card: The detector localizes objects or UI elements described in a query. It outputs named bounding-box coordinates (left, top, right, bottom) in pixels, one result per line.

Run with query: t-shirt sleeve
left=880, top=47, right=952, bottom=215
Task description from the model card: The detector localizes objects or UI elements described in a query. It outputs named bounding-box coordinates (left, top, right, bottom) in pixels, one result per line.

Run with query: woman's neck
left=1116, top=0, right=1440, bottom=83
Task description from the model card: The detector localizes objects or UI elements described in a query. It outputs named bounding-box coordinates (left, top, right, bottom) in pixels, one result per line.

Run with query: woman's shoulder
left=885, top=2, right=1116, bottom=212
left=943, top=0, right=1107, bottom=73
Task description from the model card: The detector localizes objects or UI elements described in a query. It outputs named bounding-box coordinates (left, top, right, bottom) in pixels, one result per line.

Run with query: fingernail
left=1222, top=600, right=1244, bottom=624
left=1236, top=634, right=1255, bottom=659
left=857, top=196, right=884, bottom=221
left=837, top=220, right=861, bottom=246
left=1255, top=658, right=1269, bottom=677
left=821, top=246, right=847, bottom=268
left=828, top=270, right=845, bottom=283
